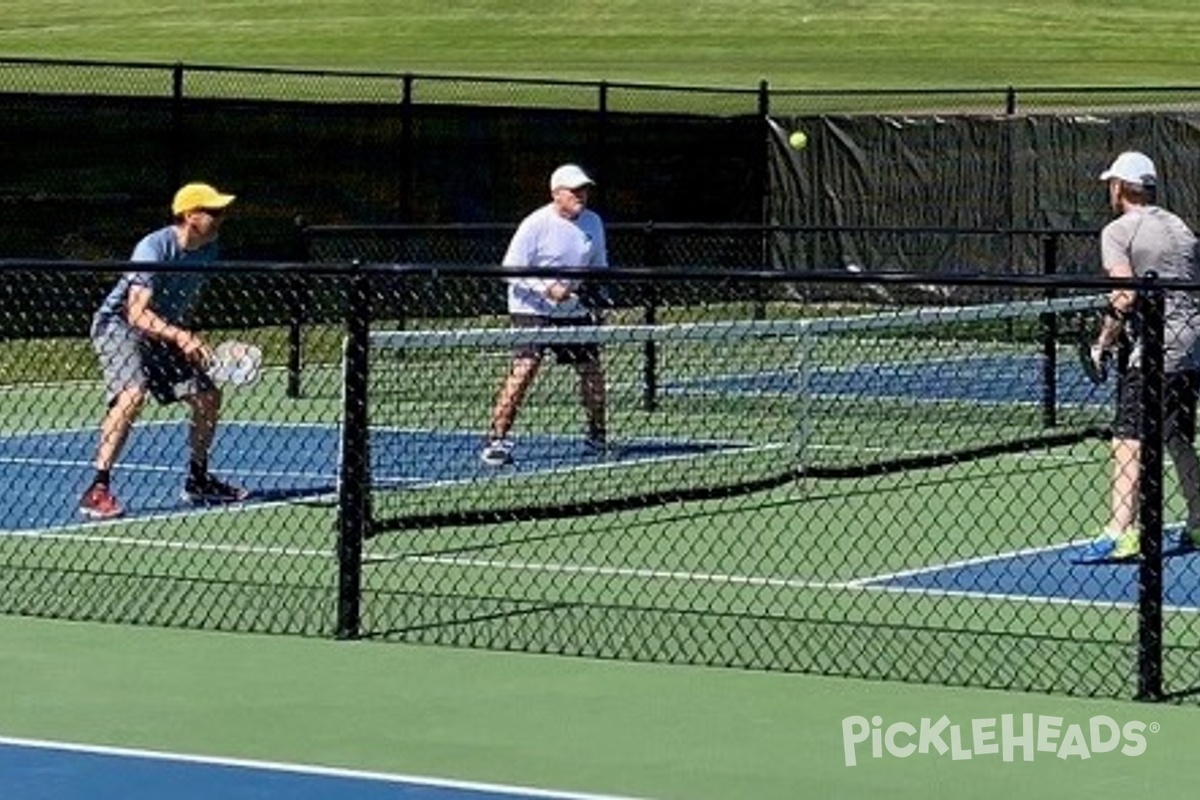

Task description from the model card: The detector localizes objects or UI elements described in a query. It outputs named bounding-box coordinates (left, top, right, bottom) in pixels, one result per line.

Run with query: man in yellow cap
left=79, top=182, right=248, bottom=519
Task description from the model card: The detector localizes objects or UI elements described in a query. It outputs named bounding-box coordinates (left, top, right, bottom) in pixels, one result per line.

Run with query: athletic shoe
left=1109, top=529, right=1141, bottom=561
left=79, top=483, right=123, bottom=520
left=1078, top=534, right=1117, bottom=563
left=479, top=439, right=514, bottom=466
left=182, top=474, right=249, bottom=504
left=1174, top=527, right=1200, bottom=552
left=1078, top=528, right=1139, bottom=562
left=583, top=434, right=608, bottom=455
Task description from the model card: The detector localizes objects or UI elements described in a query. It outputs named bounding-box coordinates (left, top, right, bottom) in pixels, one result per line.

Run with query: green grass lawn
left=2, top=1, right=1199, bottom=88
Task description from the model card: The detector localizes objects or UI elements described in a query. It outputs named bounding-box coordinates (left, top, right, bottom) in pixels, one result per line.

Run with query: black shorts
left=139, top=339, right=217, bottom=405
left=510, top=314, right=600, bottom=366
left=1112, top=368, right=1200, bottom=442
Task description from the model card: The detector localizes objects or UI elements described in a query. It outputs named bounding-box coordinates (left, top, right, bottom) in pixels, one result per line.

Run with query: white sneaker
left=480, top=439, right=514, bottom=466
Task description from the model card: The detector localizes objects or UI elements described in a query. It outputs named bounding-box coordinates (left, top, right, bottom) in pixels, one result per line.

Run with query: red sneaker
left=79, top=483, right=124, bottom=520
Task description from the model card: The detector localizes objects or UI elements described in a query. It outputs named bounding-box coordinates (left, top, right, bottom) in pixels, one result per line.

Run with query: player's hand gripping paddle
left=1075, top=309, right=1118, bottom=386
left=1078, top=340, right=1113, bottom=385
left=207, top=340, right=262, bottom=386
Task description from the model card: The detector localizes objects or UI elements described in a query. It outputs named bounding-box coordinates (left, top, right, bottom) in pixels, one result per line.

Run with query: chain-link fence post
left=1136, top=272, right=1165, bottom=701
left=641, top=222, right=660, bottom=412
left=336, top=260, right=371, bottom=639
left=1040, top=233, right=1060, bottom=427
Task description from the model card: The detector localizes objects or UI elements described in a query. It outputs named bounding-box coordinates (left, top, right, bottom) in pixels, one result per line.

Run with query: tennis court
left=6, top=310, right=1196, bottom=633
left=0, top=421, right=730, bottom=534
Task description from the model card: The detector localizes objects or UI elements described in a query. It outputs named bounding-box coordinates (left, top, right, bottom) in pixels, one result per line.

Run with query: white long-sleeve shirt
left=503, top=203, right=608, bottom=317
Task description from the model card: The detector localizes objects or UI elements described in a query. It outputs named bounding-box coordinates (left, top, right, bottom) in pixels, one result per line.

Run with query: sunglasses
left=198, top=207, right=225, bottom=218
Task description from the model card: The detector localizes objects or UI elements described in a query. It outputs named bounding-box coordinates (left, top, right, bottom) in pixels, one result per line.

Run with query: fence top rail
left=0, top=56, right=754, bottom=96
left=6, top=56, right=1200, bottom=99
left=368, top=293, right=1110, bottom=351
left=0, top=259, right=1189, bottom=293
left=303, top=222, right=1104, bottom=237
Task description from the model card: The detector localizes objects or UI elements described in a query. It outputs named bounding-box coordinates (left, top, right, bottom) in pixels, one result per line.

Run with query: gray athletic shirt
left=93, top=226, right=219, bottom=333
left=1101, top=205, right=1200, bottom=371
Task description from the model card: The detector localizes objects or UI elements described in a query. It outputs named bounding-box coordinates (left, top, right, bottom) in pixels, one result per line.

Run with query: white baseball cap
left=550, top=164, right=595, bottom=191
left=1099, top=151, right=1157, bottom=186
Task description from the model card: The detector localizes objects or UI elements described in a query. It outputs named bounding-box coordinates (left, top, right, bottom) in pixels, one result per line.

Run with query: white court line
left=0, top=736, right=648, bottom=800
left=13, top=526, right=1198, bottom=616
left=0, top=418, right=179, bottom=438
left=369, top=529, right=1200, bottom=614
left=391, top=554, right=850, bottom=591
left=850, top=582, right=1200, bottom=615
left=664, top=379, right=1109, bottom=410
left=0, top=493, right=337, bottom=540
left=374, top=442, right=782, bottom=492
left=0, top=454, right=339, bottom=483
left=1, top=526, right=333, bottom=558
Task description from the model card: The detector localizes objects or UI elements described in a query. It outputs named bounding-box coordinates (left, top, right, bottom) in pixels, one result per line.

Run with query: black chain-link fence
left=6, top=57, right=1200, bottom=270
left=2, top=260, right=1198, bottom=702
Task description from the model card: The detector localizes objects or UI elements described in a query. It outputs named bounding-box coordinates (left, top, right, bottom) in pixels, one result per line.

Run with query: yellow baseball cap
left=172, top=182, right=236, bottom=215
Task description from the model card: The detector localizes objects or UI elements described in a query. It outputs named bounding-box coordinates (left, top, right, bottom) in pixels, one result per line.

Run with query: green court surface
left=0, top=613, right=1197, bottom=800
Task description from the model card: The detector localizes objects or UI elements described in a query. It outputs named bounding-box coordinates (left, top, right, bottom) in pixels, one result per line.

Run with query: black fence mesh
left=5, top=57, right=1200, bottom=700
left=6, top=57, right=1200, bottom=273
left=2, top=260, right=1199, bottom=702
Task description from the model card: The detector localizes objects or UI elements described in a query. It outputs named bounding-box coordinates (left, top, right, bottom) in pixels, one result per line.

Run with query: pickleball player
left=79, top=182, right=249, bottom=519
left=481, top=164, right=609, bottom=466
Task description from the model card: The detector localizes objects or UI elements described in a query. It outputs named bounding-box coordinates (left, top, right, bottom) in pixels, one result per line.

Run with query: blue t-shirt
left=94, top=226, right=220, bottom=331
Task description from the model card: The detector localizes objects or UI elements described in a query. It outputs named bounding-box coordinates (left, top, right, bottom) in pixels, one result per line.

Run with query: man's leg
left=1089, top=368, right=1143, bottom=559
left=96, top=386, right=147, bottom=473
left=575, top=360, right=607, bottom=445
left=1167, top=437, right=1200, bottom=529
left=181, top=387, right=247, bottom=502
left=185, top=387, right=221, bottom=473
left=1107, top=436, right=1140, bottom=535
left=482, top=356, right=540, bottom=464
left=81, top=324, right=149, bottom=519
left=1165, top=371, right=1200, bottom=539
left=81, top=386, right=147, bottom=519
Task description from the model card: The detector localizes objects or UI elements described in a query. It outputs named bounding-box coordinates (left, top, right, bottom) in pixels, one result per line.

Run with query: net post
left=287, top=214, right=309, bottom=399
left=336, top=260, right=371, bottom=640
left=1136, top=272, right=1165, bottom=702
left=398, top=73, right=414, bottom=222
left=1039, top=233, right=1059, bottom=427
left=642, top=223, right=661, bottom=412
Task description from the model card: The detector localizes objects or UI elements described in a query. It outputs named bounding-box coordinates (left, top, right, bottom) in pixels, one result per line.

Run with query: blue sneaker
left=1078, top=529, right=1138, bottom=562
left=1173, top=527, right=1200, bottom=552
left=1078, top=535, right=1117, bottom=563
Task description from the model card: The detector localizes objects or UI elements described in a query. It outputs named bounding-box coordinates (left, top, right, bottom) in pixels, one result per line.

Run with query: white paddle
left=207, top=340, right=263, bottom=386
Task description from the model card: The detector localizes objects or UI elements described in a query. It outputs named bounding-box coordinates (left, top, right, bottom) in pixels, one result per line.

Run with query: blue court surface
left=0, top=738, right=640, bottom=800
left=856, top=535, right=1200, bottom=610
left=0, top=421, right=737, bottom=533
left=666, top=353, right=1112, bottom=406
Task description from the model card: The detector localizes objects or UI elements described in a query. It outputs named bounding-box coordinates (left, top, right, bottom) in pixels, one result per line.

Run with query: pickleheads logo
left=841, top=714, right=1157, bottom=766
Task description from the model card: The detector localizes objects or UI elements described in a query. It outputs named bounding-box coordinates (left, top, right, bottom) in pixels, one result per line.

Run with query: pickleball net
left=349, top=292, right=1113, bottom=535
